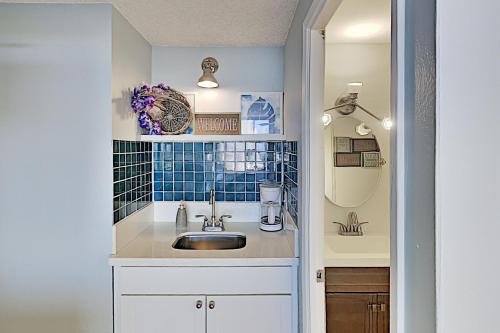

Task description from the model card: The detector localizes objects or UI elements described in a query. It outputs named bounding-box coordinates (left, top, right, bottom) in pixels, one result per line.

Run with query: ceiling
left=1, top=0, right=299, bottom=46
left=325, top=0, right=390, bottom=44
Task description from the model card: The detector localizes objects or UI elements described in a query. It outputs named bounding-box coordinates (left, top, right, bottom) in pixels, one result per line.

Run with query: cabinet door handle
left=208, top=301, right=215, bottom=309
left=380, top=303, right=386, bottom=312
left=196, top=300, right=203, bottom=309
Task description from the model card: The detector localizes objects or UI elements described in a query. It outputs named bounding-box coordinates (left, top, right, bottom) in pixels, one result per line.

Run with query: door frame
left=300, top=0, right=406, bottom=332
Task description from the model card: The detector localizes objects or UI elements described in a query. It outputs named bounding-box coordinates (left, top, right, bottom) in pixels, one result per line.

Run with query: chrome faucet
left=209, top=189, right=217, bottom=226
left=196, top=189, right=231, bottom=232
left=332, top=212, right=368, bottom=236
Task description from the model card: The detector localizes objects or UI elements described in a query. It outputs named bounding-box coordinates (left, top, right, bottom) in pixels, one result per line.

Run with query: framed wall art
left=240, top=92, right=283, bottom=134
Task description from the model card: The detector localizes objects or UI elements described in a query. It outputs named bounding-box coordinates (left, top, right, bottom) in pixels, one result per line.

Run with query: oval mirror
left=324, top=116, right=382, bottom=207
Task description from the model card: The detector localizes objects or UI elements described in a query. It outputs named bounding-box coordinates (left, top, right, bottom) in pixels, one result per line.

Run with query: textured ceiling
left=325, top=0, right=390, bottom=44
left=1, top=0, right=299, bottom=46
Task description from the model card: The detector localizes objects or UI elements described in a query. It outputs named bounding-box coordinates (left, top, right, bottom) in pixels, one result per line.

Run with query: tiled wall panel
left=111, top=139, right=299, bottom=224
left=153, top=141, right=282, bottom=202
left=113, top=140, right=153, bottom=224
left=284, top=141, right=299, bottom=223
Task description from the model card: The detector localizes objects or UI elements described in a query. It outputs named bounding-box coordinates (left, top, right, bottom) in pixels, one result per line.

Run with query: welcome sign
left=194, top=113, right=241, bottom=135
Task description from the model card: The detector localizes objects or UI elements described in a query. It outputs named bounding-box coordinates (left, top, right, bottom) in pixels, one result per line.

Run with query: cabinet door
left=206, top=295, right=292, bottom=333
left=375, top=294, right=389, bottom=333
left=121, top=295, right=206, bottom=333
left=326, top=293, right=376, bottom=333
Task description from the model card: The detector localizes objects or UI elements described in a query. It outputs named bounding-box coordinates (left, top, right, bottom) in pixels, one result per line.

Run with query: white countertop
left=324, top=233, right=390, bottom=267
left=109, top=222, right=298, bottom=267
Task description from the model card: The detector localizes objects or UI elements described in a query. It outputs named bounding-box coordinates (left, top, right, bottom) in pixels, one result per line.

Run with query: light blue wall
left=112, top=7, right=152, bottom=140
left=152, top=46, right=283, bottom=115
left=403, top=0, right=436, bottom=332
left=283, top=0, right=314, bottom=140
left=0, top=4, right=113, bottom=333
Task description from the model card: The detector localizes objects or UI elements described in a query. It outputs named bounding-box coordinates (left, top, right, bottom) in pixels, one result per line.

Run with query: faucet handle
left=219, top=214, right=232, bottom=222
left=195, top=214, right=209, bottom=223
left=332, top=222, right=347, bottom=232
left=355, top=222, right=368, bottom=232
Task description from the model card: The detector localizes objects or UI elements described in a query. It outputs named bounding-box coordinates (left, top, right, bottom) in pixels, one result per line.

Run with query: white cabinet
left=207, top=295, right=292, bottom=333
left=113, top=266, right=297, bottom=333
left=121, top=295, right=205, bottom=333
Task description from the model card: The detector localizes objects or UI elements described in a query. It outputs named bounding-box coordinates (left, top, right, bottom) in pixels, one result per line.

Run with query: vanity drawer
left=118, top=266, right=293, bottom=295
left=325, top=267, right=389, bottom=293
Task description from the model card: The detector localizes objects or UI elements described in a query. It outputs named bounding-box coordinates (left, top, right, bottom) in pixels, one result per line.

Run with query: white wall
left=112, top=8, right=152, bottom=140
left=323, top=43, right=391, bottom=235
left=152, top=47, right=283, bottom=117
left=283, top=0, right=314, bottom=141
left=0, top=4, right=113, bottom=333
left=436, top=0, right=500, bottom=332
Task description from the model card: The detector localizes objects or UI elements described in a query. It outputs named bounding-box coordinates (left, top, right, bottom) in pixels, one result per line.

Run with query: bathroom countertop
left=324, top=232, right=390, bottom=267
left=109, top=222, right=298, bottom=267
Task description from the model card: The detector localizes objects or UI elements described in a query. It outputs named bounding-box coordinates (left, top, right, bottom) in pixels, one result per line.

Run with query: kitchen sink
left=172, top=232, right=247, bottom=250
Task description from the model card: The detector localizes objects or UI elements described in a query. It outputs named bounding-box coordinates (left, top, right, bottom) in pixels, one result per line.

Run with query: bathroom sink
left=172, top=232, right=247, bottom=250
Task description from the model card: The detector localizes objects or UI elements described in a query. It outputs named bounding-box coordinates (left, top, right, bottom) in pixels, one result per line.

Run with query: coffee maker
left=259, top=183, right=283, bottom=232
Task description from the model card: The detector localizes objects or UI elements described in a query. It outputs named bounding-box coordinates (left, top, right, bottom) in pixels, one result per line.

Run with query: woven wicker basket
left=150, top=88, right=193, bottom=135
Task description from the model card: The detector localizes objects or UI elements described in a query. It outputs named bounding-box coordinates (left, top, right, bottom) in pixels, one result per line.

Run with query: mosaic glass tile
left=113, top=140, right=153, bottom=224
left=284, top=141, right=299, bottom=224
left=153, top=140, right=284, bottom=203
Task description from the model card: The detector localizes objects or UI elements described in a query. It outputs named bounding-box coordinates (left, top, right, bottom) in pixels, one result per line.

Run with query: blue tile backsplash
left=111, top=139, right=299, bottom=224
left=113, top=140, right=153, bottom=224
left=153, top=141, right=283, bottom=202
left=284, top=141, right=299, bottom=223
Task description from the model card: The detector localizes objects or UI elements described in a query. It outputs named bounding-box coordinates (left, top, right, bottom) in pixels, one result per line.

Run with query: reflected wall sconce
left=355, top=123, right=372, bottom=136
left=197, top=57, right=219, bottom=88
left=323, top=82, right=393, bottom=130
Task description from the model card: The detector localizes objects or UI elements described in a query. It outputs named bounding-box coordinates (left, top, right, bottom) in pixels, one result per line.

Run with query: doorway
left=300, top=0, right=437, bottom=333
left=322, top=1, right=392, bottom=332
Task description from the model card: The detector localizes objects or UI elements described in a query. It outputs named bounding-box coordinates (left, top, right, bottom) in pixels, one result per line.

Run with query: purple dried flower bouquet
left=130, top=83, right=169, bottom=135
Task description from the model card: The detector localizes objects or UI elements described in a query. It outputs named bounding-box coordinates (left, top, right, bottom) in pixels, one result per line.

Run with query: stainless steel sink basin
left=172, top=232, right=247, bottom=250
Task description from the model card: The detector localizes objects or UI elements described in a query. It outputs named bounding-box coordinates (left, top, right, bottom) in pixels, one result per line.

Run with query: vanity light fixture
left=197, top=57, right=219, bottom=88
left=324, top=82, right=393, bottom=130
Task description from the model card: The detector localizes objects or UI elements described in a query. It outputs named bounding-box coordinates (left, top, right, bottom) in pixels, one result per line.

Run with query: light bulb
left=347, top=82, right=363, bottom=87
left=322, top=113, right=332, bottom=126
left=381, top=117, right=393, bottom=130
left=197, top=80, right=218, bottom=88
left=347, top=82, right=363, bottom=94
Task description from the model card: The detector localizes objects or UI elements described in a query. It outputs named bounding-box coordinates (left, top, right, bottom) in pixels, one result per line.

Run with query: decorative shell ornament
left=131, top=83, right=193, bottom=135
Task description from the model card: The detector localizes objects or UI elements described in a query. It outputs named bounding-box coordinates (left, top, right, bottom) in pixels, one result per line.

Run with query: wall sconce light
left=324, top=82, right=393, bottom=130
left=197, top=57, right=219, bottom=88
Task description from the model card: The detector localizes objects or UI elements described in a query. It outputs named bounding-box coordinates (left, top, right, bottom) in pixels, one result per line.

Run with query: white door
left=302, top=27, right=328, bottom=333
left=121, top=295, right=206, bottom=333
left=206, top=295, right=292, bottom=333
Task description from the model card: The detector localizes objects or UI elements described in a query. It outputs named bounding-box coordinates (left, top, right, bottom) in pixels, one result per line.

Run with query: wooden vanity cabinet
left=325, top=268, right=389, bottom=333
